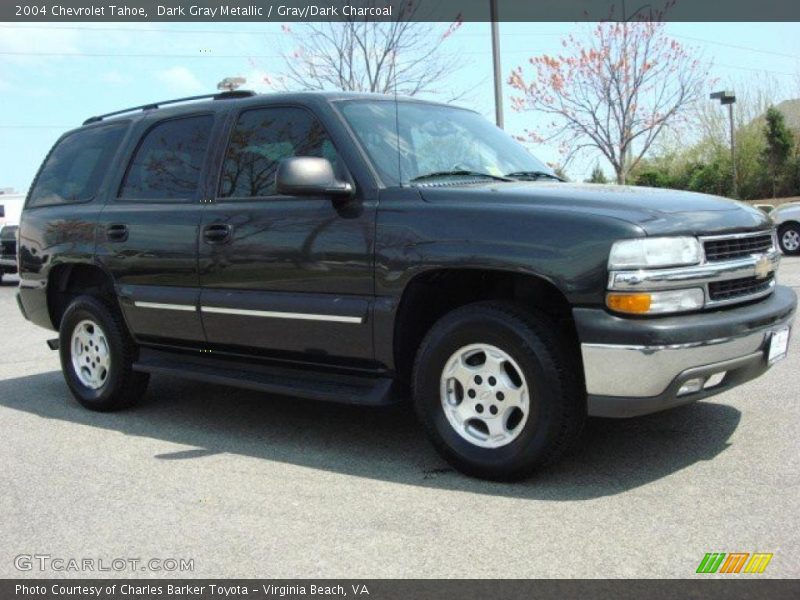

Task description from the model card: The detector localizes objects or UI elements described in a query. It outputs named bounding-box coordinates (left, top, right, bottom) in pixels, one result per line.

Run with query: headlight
left=607, top=289, right=705, bottom=315
left=608, top=237, right=703, bottom=269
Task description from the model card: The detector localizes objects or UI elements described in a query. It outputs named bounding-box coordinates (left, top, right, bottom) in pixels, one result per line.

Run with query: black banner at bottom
left=3, top=580, right=800, bottom=600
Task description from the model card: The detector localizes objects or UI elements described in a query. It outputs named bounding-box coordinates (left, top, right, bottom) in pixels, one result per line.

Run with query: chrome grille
left=703, top=232, right=773, bottom=262
left=609, top=230, right=780, bottom=312
left=708, top=273, right=775, bottom=303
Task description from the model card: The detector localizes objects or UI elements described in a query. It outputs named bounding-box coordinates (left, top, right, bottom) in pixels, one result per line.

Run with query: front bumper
left=575, top=285, right=797, bottom=417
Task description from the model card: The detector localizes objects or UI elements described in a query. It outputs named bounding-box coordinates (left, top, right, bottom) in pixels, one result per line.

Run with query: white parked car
left=771, top=202, right=800, bottom=255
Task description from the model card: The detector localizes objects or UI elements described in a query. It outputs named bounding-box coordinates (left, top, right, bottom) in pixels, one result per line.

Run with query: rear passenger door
left=197, top=105, right=375, bottom=364
left=95, top=113, right=218, bottom=344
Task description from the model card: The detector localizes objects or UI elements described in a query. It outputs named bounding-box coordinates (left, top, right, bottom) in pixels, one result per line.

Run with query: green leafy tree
left=586, top=165, right=609, bottom=184
left=761, top=106, right=794, bottom=197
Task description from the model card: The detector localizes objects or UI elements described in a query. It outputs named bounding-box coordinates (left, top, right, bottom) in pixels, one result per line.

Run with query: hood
left=417, top=181, right=772, bottom=236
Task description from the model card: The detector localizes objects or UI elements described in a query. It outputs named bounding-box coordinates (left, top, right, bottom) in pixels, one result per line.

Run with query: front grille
left=703, top=233, right=773, bottom=262
left=708, top=273, right=774, bottom=302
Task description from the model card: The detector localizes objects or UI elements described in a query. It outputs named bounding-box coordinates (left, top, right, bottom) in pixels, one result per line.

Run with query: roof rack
left=82, top=90, right=256, bottom=125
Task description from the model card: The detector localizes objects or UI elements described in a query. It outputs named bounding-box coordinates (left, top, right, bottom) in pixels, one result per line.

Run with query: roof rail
left=82, top=90, right=256, bottom=125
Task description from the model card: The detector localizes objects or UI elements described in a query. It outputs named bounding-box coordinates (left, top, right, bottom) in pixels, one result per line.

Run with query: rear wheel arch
left=47, top=262, right=118, bottom=330
left=59, top=294, right=149, bottom=411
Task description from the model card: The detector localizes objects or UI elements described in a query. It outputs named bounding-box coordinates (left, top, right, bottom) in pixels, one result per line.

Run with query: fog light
left=678, top=378, right=705, bottom=396
left=704, top=372, right=726, bottom=389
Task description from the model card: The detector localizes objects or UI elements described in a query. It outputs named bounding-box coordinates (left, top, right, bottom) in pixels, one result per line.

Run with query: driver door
left=198, top=105, right=375, bottom=365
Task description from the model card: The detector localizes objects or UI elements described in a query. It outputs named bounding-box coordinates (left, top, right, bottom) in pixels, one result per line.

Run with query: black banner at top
left=2, top=0, right=800, bottom=22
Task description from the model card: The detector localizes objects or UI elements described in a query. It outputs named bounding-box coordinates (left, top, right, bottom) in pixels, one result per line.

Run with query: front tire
left=413, top=302, right=585, bottom=481
left=778, top=223, right=800, bottom=256
left=59, top=295, right=149, bottom=411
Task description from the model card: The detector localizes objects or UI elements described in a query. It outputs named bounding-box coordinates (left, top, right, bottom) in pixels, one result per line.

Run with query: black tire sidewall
left=779, top=224, right=800, bottom=256
left=59, top=297, right=130, bottom=409
left=414, top=307, right=569, bottom=477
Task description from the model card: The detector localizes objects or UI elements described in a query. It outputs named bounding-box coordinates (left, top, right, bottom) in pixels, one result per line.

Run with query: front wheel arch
left=412, top=301, right=586, bottom=481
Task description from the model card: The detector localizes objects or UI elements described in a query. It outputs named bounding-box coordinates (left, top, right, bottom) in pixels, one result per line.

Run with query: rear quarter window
left=27, top=122, right=129, bottom=208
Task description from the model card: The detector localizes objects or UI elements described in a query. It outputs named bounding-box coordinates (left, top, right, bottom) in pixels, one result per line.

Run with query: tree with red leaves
left=509, top=19, right=708, bottom=184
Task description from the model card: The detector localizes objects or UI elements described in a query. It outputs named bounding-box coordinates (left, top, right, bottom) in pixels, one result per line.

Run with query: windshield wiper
left=504, top=170, right=563, bottom=182
left=409, top=170, right=513, bottom=183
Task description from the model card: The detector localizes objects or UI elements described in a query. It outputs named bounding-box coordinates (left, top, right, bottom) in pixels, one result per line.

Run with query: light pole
left=710, top=90, right=737, bottom=198
left=490, top=0, right=503, bottom=129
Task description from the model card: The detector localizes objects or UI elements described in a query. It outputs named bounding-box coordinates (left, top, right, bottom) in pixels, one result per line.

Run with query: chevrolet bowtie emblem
left=754, top=255, right=772, bottom=279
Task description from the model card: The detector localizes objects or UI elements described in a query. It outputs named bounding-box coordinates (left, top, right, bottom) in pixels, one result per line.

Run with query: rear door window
left=119, top=115, right=213, bottom=201
left=28, top=122, right=128, bottom=207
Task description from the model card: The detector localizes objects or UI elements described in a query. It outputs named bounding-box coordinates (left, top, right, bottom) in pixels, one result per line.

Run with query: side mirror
left=275, top=157, right=353, bottom=197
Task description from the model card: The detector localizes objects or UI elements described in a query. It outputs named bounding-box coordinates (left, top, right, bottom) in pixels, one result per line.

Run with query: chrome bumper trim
left=581, top=329, right=772, bottom=398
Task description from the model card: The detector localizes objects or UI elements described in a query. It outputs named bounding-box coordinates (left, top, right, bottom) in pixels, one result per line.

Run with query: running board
left=132, top=348, right=398, bottom=406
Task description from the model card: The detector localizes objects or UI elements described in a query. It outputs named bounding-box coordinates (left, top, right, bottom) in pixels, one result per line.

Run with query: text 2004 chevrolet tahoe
left=16, top=91, right=796, bottom=480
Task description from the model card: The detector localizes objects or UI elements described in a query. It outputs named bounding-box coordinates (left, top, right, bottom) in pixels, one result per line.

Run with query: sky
left=0, top=20, right=799, bottom=193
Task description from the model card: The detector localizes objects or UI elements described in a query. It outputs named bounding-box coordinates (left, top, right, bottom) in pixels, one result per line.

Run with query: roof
left=82, top=90, right=456, bottom=127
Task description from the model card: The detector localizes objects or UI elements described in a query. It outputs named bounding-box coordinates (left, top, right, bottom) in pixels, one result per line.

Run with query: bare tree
left=264, top=1, right=464, bottom=98
left=508, top=18, right=709, bottom=184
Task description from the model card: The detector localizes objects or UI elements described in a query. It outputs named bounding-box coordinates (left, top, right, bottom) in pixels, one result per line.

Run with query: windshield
left=337, top=100, right=553, bottom=186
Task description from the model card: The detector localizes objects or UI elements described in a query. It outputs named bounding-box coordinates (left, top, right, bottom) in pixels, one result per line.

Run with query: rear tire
left=413, top=302, right=585, bottom=481
left=778, top=223, right=800, bottom=255
left=59, top=295, right=149, bottom=411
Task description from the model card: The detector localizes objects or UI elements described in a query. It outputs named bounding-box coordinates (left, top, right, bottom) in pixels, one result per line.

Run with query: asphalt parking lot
left=1, top=261, right=799, bottom=579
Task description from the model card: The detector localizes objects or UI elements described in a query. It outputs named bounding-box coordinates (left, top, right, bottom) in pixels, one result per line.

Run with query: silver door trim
left=133, top=301, right=197, bottom=312
left=200, top=306, right=363, bottom=324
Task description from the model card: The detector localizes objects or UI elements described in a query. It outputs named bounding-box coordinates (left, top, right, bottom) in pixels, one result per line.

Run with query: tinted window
left=28, top=123, right=128, bottom=207
left=120, top=115, right=212, bottom=200
left=339, top=100, right=553, bottom=186
left=219, top=107, right=338, bottom=198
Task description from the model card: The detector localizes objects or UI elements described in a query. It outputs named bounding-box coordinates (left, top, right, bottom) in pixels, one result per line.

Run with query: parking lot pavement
left=0, top=261, right=798, bottom=579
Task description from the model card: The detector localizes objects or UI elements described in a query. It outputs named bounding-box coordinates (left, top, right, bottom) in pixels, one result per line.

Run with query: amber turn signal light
left=606, top=293, right=652, bottom=314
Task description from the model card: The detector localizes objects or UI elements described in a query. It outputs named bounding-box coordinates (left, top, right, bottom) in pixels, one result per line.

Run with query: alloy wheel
left=440, top=343, right=530, bottom=448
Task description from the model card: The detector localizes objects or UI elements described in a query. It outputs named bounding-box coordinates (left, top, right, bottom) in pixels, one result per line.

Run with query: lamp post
left=710, top=90, right=737, bottom=198
left=490, top=0, right=503, bottom=129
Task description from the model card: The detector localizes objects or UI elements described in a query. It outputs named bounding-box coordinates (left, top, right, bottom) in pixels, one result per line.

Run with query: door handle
left=106, top=224, right=129, bottom=242
left=203, top=223, right=233, bottom=244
